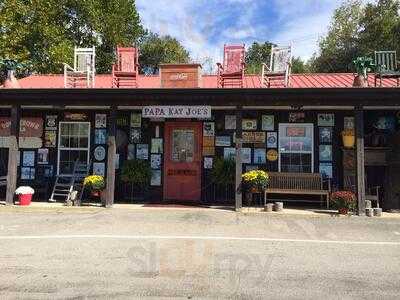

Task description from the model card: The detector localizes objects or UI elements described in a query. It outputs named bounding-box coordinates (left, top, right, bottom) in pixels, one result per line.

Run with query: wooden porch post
left=235, top=106, right=243, bottom=211
left=105, top=105, right=117, bottom=208
left=6, top=105, right=20, bottom=205
left=355, top=107, right=366, bottom=215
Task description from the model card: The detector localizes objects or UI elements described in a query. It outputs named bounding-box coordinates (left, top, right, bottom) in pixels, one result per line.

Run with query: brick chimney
left=159, top=64, right=202, bottom=88
left=3, top=70, right=20, bottom=88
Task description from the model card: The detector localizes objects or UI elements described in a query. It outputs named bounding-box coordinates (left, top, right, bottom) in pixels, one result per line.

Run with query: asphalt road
left=0, top=207, right=400, bottom=299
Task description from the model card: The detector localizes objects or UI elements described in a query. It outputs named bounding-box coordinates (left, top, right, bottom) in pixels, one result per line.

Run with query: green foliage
left=120, top=159, right=151, bottom=187
left=210, top=158, right=235, bottom=187
left=138, top=32, right=190, bottom=74
left=245, top=42, right=274, bottom=74
left=240, top=170, right=269, bottom=193
left=83, top=175, right=105, bottom=191
left=353, top=57, right=374, bottom=77
left=310, top=0, right=400, bottom=72
left=246, top=42, right=308, bottom=74
left=0, top=0, right=144, bottom=75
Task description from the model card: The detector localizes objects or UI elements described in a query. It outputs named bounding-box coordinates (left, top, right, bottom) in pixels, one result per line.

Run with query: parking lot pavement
left=0, top=207, right=400, bottom=299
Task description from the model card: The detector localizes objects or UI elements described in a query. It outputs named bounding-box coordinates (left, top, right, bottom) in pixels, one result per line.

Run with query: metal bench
left=265, top=172, right=331, bottom=208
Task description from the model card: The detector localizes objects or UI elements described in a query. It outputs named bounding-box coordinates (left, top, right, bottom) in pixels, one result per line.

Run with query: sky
left=136, top=0, right=348, bottom=69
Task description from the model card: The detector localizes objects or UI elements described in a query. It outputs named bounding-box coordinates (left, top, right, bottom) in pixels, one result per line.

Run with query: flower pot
left=18, top=194, right=32, bottom=206
left=353, top=75, right=368, bottom=87
left=342, top=135, right=355, bottom=149
left=338, top=207, right=349, bottom=215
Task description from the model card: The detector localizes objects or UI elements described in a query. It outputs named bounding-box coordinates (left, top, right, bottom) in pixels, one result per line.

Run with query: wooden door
left=164, top=122, right=202, bottom=201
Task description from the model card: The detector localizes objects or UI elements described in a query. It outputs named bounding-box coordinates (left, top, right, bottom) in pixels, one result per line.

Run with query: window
left=279, top=123, right=313, bottom=173
left=58, top=122, right=90, bottom=175
left=171, top=129, right=194, bottom=162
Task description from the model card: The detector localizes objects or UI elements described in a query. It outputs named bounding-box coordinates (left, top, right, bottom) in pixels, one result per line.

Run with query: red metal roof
left=12, top=73, right=399, bottom=89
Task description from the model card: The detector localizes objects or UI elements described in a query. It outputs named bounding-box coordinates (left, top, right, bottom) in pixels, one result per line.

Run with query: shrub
left=120, top=159, right=151, bottom=187
left=210, top=158, right=235, bottom=187
left=330, top=191, right=356, bottom=210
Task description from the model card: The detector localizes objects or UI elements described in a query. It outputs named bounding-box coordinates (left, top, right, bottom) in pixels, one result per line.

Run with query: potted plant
left=15, top=186, right=35, bottom=206
left=238, top=170, right=269, bottom=206
left=83, top=175, right=105, bottom=197
left=210, top=158, right=235, bottom=201
left=120, top=159, right=152, bottom=201
left=330, top=191, right=356, bottom=214
left=341, top=128, right=355, bottom=148
left=353, top=57, right=374, bottom=87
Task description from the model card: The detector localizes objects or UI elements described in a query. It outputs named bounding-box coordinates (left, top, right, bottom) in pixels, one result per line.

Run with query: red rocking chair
left=112, top=47, right=139, bottom=88
left=217, top=44, right=246, bottom=88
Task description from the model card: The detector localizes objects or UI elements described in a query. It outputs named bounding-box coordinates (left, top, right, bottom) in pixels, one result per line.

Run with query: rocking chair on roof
left=64, top=47, right=96, bottom=88
left=217, top=44, right=246, bottom=88
left=112, top=47, right=139, bottom=88
left=261, top=45, right=292, bottom=88
left=374, top=51, right=400, bottom=87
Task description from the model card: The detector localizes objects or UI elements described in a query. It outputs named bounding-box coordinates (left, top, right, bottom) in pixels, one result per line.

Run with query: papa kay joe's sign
left=0, top=117, right=43, bottom=137
left=142, top=106, right=211, bottom=119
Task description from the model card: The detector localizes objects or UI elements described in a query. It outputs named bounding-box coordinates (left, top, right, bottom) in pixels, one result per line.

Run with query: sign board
left=242, top=132, right=266, bottom=144
left=0, top=117, right=43, bottom=137
left=142, top=106, right=211, bottom=119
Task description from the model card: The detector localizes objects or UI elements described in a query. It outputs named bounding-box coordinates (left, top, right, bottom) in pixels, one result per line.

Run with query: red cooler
left=18, top=194, right=32, bottom=206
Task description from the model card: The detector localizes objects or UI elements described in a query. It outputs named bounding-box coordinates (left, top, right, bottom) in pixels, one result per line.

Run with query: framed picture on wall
left=241, top=148, right=251, bottom=164
left=95, top=129, right=107, bottom=145
left=130, top=113, right=141, bottom=128
left=262, top=115, right=274, bottom=131
left=344, top=117, right=355, bottom=129
left=94, top=146, right=106, bottom=161
left=93, top=162, right=105, bottom=176
left=44, top=131, right=57, bottom=147
left=150, top=154, right=162, bottom=169
left=319, top=127, right=332, bottom=143
left=95, top=114, right=107, bottom=128
left=253, top=148, right=266, bottom=164
left=22, top=151, right=35, bottom=167
left=21, top=167, right=35, bottom=180
left=37, top=148, right=49, bottom=164
left=319, top=145, right=332, bottom=161
left=204, top=157, right=213, bottom=169
left=318, top=114, right=335, bottom=126
left=151, top=138, right=163, bottom=154
left=319, top=163, right=333, bottom=178
left=266, top=132, right=277, bottom=148
left=225, top=115, right=236, bottom=130
left=223, top=147, right=236, bottom=160
left=136, top=144, right=149, bottom=160
left=150, top=170, right=161, bottom=186
left=215, top=136, right=231, bottom=147
left=203, top=122, right=215, bottom=137
left=130, top=128, right=141, bottom=143
left=242, top=119, right=257, bottom=130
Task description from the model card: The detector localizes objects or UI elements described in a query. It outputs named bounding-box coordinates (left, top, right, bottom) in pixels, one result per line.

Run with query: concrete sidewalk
left=1, top=200, right=400, bottom=219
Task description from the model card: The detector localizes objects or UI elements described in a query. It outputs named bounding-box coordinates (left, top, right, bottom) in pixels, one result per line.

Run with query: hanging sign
left=65, top=112, right=87, bottom=121
left=242, top=132, right=266, bottom=144
left=142, top=106, right=211, bottom=119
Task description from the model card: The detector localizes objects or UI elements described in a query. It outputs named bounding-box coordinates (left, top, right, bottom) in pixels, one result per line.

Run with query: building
left=1, top=58, right=400, bottom=214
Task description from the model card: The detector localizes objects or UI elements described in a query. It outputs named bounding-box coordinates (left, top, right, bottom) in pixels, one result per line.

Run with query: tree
left=359, top=0, right=400, bottom=55
left=310, top=0, right=400, bottom=73
left=138, top=33, right=190, bottom=74
left=311, top=0, right=363, bottom=73
left=0, top=0, right=144, bottom=75
left=245, top=42, right=274, bottom=74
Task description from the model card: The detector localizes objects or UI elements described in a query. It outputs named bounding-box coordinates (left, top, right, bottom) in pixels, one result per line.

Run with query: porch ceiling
left=0, top=88, right=400, bottom=108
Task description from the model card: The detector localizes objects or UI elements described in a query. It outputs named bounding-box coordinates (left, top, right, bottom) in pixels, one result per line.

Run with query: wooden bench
left=265, top=172, right=331, bottom=208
